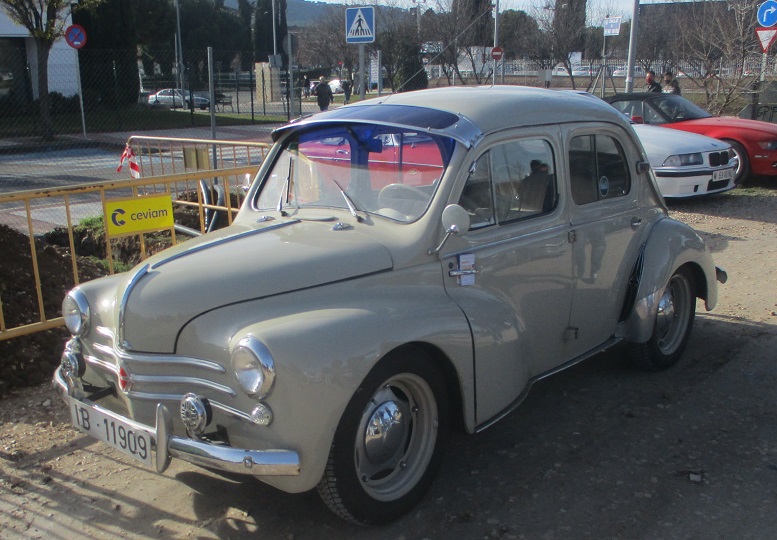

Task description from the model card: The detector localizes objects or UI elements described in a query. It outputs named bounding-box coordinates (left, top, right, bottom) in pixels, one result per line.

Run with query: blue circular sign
left=65, top=24, right=87, bottom=49
left=758, top=0, right=777, bottom=28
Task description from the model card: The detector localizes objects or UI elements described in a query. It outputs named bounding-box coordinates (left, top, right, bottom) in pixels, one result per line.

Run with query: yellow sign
left=105, top=194, right=174, bottom=238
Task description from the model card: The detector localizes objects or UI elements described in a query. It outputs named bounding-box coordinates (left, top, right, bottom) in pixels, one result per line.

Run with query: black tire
left=722, top=139, right=749, bottom=185
left=317, top=350, right=449, bottom=525
left=630, top=267, right=695, bottom=371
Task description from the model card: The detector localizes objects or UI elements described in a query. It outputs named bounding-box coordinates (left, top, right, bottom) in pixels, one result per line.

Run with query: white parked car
left=632, top=124, right=737, bottom=198
left=147, top=88, right=210, bottom=110
left=55, top=86, right=726, bottom=525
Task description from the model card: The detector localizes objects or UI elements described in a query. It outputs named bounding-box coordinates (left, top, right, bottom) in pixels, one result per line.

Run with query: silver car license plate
left=69, top=397, right=154, bottom=466
left=712, top=168, right=734, bottom=182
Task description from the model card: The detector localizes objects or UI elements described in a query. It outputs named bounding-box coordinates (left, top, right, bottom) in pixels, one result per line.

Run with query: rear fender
left=617, top=217, right=719, bottom=343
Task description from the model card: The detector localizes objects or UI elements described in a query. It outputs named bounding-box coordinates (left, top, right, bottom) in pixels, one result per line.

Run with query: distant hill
left=223, top=0, right=342, bottom=27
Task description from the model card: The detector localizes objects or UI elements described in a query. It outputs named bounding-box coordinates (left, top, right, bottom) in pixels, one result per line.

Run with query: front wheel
left=317, top=351, right=449, bottom=525
left=630, top=267, right=695, bottom=371
left=722, top=139, right=749, bottom=184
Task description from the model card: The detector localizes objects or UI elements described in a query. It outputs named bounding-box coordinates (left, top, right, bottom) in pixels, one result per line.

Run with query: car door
left=564, top=126, right=650, bottom=358
left=440, top=134, right=574, bottom=425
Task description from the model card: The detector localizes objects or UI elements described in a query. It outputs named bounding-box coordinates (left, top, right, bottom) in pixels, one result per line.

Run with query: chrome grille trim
left=210, top=400, right=253, bottom=422
left=130, top=375, right=237, bottom=397
left=93, top=341, right=225, bottom=374
left=118, top=264, right=149, bottom=350
left=95, top=326, right=115, bottom=341
left=84, top=355, right=119, bottom=375
left=93, top=342, right=118, bottom=361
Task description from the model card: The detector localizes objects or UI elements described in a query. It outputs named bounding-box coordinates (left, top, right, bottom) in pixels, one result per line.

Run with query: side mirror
left=429, top=204, right=471, bottom=255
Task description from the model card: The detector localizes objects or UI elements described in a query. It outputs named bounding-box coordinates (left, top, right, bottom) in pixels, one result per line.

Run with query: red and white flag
left=117, top=144, right=140, bottom=178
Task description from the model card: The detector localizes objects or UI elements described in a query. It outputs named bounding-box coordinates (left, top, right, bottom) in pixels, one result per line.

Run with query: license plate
left=69, top=397, right=154, bottom=466
left=713, top=168, right=734, bottom=182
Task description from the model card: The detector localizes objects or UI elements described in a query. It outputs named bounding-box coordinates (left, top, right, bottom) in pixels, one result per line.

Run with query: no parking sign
left=65, top=24, right=87, bottom=49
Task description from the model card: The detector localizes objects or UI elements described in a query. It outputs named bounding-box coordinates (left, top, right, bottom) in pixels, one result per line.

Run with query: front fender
left=618, top=216, right=719, bottom=343
left=175, top=271, right=474, bottom=493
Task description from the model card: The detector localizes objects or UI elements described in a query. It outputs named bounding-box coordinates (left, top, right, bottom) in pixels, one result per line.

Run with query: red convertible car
left=605, top=93, right=777, bottom=183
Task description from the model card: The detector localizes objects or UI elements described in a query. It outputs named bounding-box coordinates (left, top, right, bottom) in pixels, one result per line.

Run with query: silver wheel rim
left=728, top=143, right=745, bottom=181
left=655, top=273, right=692, bottom=355
left=354, top=373, right=438, bottom=501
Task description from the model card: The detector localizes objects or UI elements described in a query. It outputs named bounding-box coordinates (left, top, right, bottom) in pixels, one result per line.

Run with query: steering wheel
left=378, top=184, right=428, bottom=206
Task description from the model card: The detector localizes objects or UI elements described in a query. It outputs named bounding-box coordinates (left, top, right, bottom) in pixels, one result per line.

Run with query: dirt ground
left=0, top=181, right=775, bottom=539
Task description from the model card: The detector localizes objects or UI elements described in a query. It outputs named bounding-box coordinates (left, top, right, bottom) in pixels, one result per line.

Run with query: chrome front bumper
left=53, top=367, right=300, bottom=477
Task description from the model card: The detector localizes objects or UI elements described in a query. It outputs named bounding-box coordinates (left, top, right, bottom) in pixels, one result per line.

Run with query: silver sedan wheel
left=654, top=271, right=693, bottom=357
left=354, top=373, right=438, bottom=501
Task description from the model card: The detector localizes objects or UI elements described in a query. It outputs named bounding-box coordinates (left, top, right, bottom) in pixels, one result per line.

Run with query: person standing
left=644, top=70, right=661, bottom=93
left=313, top=76, right=334, bottom=111
left=662, top=71, right=681, bottom=95
left=342, top=79, right=353, bottom=105
left=303, top=75, right=310, bottom=98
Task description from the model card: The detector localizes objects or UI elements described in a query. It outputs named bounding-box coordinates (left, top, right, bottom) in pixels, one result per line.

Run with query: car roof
left=274, top=86, right=633, bottom=145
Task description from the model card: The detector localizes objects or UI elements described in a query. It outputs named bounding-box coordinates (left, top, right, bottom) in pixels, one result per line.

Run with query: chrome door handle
left=449, top=269, right=479, bottom=277
left=630, top=217, right=642, bottom=228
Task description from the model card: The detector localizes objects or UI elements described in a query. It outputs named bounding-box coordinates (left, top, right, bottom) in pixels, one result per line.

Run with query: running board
left=474, top=337, right=623, bottom=434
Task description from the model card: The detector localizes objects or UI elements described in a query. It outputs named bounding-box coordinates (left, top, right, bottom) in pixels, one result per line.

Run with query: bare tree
left=1, top=0, right=102, bottom=140
left=672, top=0, right=757, bottom=114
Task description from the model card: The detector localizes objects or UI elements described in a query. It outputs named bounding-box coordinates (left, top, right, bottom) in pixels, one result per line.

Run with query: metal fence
left=0, top=137, right=270, bottom=341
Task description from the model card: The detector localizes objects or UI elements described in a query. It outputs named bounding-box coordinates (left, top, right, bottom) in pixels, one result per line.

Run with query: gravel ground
left=1, top=181, right=775, bottom=539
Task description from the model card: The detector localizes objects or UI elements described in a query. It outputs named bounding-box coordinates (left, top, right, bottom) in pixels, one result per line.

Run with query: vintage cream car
left=55, top=86, right=726, bottom=525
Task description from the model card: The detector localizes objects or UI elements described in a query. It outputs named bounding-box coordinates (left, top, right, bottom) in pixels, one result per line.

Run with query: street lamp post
left=175, top=0, right=184, bottom=96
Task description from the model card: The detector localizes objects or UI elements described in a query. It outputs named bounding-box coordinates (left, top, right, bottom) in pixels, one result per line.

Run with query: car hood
left=673, top=116, right=777, bottom=136
left=118, top=220, right=394, bottom=353
left=632, top=124, right=730, bottom=166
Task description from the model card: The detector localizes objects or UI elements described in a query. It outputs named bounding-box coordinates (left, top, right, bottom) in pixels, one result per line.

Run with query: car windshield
left=646, top=94, right=712, bottom=123
left=254, top=124, right=455, bottom=222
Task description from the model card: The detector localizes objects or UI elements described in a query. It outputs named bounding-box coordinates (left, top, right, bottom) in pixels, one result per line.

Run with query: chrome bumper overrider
left=53, top=367, right=300, bottom=477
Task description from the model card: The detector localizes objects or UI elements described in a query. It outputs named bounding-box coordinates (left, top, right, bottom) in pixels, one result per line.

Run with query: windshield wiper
left=276, top=156, right=295, bottom=216
left=331, top=179, right=365, bottom=223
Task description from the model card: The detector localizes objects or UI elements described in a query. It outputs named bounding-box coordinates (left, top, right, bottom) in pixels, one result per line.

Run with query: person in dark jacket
left=313, top=76, right=334, bottom=111
left=644, top=70, right=661, bottom=93
left=662, top=71, right=681, bottom=95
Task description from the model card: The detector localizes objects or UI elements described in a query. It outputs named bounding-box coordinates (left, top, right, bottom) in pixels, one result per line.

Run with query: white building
left=0, top=10, right=79, bottom=104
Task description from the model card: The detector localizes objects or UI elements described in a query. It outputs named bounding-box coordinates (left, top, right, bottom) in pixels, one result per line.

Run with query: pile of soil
left=0, top=188, right=238, bottom=395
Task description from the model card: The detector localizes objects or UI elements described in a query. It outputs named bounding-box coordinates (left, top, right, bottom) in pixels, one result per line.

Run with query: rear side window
left=569, top=134, right=631, bottom=205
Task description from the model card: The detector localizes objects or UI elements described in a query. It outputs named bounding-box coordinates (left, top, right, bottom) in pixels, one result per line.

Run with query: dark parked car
left=605, top=92, right=777, bottom=183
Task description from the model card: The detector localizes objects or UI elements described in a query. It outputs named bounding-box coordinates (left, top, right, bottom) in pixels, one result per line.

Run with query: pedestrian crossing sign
left=346, top=7, right=375, bottom=44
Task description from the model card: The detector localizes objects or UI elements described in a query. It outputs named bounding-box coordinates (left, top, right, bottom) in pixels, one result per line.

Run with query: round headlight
left=62, top=289, right=90, bottom=336
left=231, top=337, right=275, bottom=398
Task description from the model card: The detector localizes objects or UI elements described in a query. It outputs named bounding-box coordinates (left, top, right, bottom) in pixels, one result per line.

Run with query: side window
left=569, top=134, right=631, bottom=205
left=644, top=103, right=665, bottom=125
left=459, top=153, right=494, bottom=229
left=459, top=139, right=557, bottom=229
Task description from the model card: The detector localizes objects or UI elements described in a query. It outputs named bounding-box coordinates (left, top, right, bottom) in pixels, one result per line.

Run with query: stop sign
left=491, top=46, right=503, bottom=60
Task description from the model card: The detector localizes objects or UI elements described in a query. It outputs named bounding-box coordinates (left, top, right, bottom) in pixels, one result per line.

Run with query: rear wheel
left=722, top=139, right=749, bottom=184
left=317, top=351, right=449, bottom=525
left=630, top=267, right=695, bottom=371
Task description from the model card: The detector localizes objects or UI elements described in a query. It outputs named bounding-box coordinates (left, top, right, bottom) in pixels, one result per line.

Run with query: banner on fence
left=104, top=194, right=174, bottom=238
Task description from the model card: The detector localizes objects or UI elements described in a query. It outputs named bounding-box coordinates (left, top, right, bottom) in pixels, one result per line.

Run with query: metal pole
left=377, top=50, right=382, bottom=96
left=208, top=47, right=216, bottom=142
left=624, top=0, right=640, bottom=93
left=359, top=44, right=365, bottom=100
left=493, top=0, right=499, bottom=86
left=272, top=0, right=277, bottom=56
left=175, top=0, right=184, bottom=95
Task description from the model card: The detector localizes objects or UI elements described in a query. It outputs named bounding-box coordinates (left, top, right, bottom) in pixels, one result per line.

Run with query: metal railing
left=0, top=137, right=271, bottom=341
